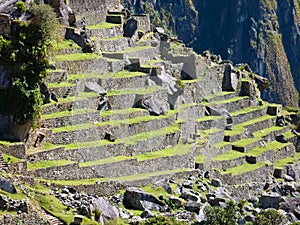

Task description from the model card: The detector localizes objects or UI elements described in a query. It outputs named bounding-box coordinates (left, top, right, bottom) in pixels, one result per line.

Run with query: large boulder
left=135, top=96, right=169, bottom=116
left=0, top=176, right=16, bottom=194
left=259, top=192, right=282, bottom=209
left=92, top=197, right=119, bottom=222
left=123, top=187, right=166, bottom=212
left=84, top=82, right=106, bottom=95
left=222, top=64, right=239, bottom=91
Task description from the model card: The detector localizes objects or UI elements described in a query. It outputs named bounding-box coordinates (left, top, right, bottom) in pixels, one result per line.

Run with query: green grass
left=107, top=85, right=163, bottom=96
left=222, top=161, right=270, bottom=175
left=214, top=151, right=244, bottom=161
left=232, top=138, right=260, bottom=147
left=115, top=45, right=154, bottom=54
left=230, top=105, right=267, bottom=117
left=52, top=110, right=176, bottom=133
left=86, top=22, right=121, bottom=29
left=101, top=35, right=123, bottom=41
left=80, top=156, right=132, bottom=167
left=181, top=75, right=203, bottom=84
left=209, top=96, right=248, bottom=105
left=0, top=141, right=23, bottom=146
left=204, top=91, right=236, bottom=101
left=43, top=91, right=99, bottom=106
left=284, top=130, right=297, bottom=139
left=136, top=143, right=192, bottom=161
left=47, top=82, right=75, bottom=88
left=27, top=159, right=75, bottom=171
left=213, top=141, right=232, bottom=149
left=38, top=168, right=194, bottom=186
left=54, top=39, right=80, bottom=50
left=55, top=53, right=99, bottom=61
left=68, top=70, right=148, bottom=81
left=253, top=126, right=284, bottom=138
left=26, top=143, right=59, bottom=155
left=195, top=154, right=207, bottom=163
left=100, top=108, right=147, bottom=118
left=246, top=146, right=269, bottom=157
left=3, top=154, right=22, bottom=163
left=42, top=109, right=96, bottom=120
left=196, top=115, right=223, bottom=122
left=266, top=141, right=291, bottom=152
left=275, top=153, right=300, bottom=169
left=64, top=122, right=179, bottom=150
left=238, top=114, right=274, bottom=127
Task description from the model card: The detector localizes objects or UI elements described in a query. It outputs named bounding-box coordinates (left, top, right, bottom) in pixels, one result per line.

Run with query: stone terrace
left=2, top=5, right=299, bottom=197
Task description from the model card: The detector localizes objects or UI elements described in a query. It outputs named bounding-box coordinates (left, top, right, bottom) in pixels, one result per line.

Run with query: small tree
left=204, top=200, right=239, bottom=225
left=254, top=209, right=285, bottom=225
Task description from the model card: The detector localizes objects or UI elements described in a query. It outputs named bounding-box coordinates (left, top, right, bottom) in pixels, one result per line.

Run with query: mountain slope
left=124, top=0, right=300, bottom=107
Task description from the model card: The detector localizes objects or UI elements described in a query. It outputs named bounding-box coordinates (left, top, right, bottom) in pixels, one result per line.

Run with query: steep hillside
left=123, top=0, right=300, bottom=107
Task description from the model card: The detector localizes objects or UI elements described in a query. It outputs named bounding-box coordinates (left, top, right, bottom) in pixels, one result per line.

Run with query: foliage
left=16, top=1, right=26, bottom=12
left=203, top=200, right=239, bottom=225
left=0, top=3, right=60, bottom=126
left=254, top=209, right=285, bottom=225
left=134, top=216, right=187, bottom=225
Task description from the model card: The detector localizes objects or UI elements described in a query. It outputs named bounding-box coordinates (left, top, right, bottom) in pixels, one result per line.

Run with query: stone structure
left=0, top=13, right=11, bottom=38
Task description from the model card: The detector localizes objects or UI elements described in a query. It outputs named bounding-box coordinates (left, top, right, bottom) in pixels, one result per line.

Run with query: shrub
left=254, top=209, right=285, bottom=225
left=16, top=1, right=26, bottom=12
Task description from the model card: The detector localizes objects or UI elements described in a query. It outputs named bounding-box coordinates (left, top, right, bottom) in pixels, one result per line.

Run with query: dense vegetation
left=0, top=3, right=59, bottom=126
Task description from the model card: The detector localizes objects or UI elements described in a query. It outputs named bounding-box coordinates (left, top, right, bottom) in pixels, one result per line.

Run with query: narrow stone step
left=94, top=36, right=129, bottom=52
left=86, top=22, right=123, bottom=39
left=205, top=91, right=237, bottom=102
left=41, top=109, right=100, bottom=128
left=45, top=69, right=68, bottom=83
left=37, top=168, right=199, bottom=196
left=49, top=110, right=177, bottom=145
left=41, top=92, right=100, bottom=114
left=31, top=143, right=195, bottom=181
left=28, top=122, right=180, bottom=163
left=205, top=96, right=252, bottom=113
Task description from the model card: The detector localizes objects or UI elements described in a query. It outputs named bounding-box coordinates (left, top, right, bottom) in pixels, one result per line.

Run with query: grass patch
left=27, top=160, right=75, bottom=171
left=47, top=82, right=75, bottom=89
left=87, top=22, right=121, bottom=29
left=37, top=168, right=194, bottom=186
left=196, top=115, right=223, bottom=122
left=55, top=53, right=99, bottom=61
left=209, top=96, right=248, bottom=105
left=266, top=141, right=291, bottom=152
left=222, top=161, right=269, bottom=175
left=231, top=105, right=267, bottom=116
left=238, top=114, right=274, bottom=127
left=68, top=71, right=147, bottom=81
left=42, top=109, right=96, bottom=120
left=43, top=92, right=99, bottom=106
left=3, top=154, right=22, bottom=163
left=195, top=154, right=207, bottom=163
left=65, top=139, right=117, bottom=150
left=53, top=110, right=175, bottom=133
left=101, top=35, right=123, bottom=41
left=80, top=156, right=132, bottom=167
left=213, top=141, right=232, bottom=149
left=107, top=85, right=163, bottom=96
left=253, top=126, right=284, bottom=138
left=100, top=108, right=147, bottom=118
left=214, top=151, right=244, bottom=161
left=117, top=45, right=154, bottom=54
left=284, top=130, right=297, bottom=139
left=275, top=153, right=300, bottom=169
left=54, top=39, right=80, bottom=50
left=136, top=143, right=192, bottom=161
left=204, top=91, right=235, bottom=101
left=26, top=143, right=59, bottom=155
left=232, top=138, right=260, bottom=147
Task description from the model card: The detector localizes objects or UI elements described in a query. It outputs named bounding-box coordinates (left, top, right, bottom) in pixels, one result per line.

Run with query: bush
left=254, top=209, right=285, bottom=225
left=16, top=1, right=26, bottom=12
left=135, top=216, right=187, bottom=225
left=204, top=200, right=239, bottom=225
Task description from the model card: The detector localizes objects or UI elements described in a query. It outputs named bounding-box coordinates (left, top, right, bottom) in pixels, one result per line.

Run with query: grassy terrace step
left=86, top=22, right=121, bottom=29
left=45, top=69, right=67, bottom=83
left=37, top=168, right=196, bottom=187
left=54, top=39, right=81, bottom=55
left=196, top=115, right=226, bottom=130
left=274, top=152, right=300, bottom=169
left=246, top=141, right=291, bottom=157
left=102, top=45, right=156, bottom=60
left=232, top=138, right=262, bottom=152
left=55, top=53, right=100, bottom=62
left=204, top=91, right=236, bottom=102
left=50, top=110, right=177, bottom=144
left=204, top=96, right=251, bottom=112
left=230, top=105, right=268, bottom=124
left=221, top=161, right=271, bottom=176
left=68, top=71, right=149, bottom=91
left=41, top=109, right=99, bottom=128
left=30, top=143, right=194, bottom=180
left=41, top=92, right=99, bottom=114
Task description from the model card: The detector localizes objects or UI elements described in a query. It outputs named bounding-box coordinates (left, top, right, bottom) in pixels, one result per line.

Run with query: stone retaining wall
left=0, top=143, right=26, bottom=159
left=56, top=57, right=108, bottom=74
left=87, top=26, right=123, bottom=39
left=232, top=107, right=268, bottom=124
left=96, top=37, right=129, bottom=52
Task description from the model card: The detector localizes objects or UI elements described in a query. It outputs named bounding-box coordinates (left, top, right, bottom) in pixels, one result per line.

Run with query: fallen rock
left=259, top=192, right=282, bottom=209
left=123, top=187, right=165, bottom=212
left=0, top=177, right=16, bottom=194
left=135, top=96, right=169, bottom=116
left=92, top=197, right=119, bottom=221
left=185, top=200, right=201, bottom=213
left=140, top=209, right=154, bottom=219
left=211, top=178, right=222, bottom=188
left=180, top=189, right=200, bottom=202
left=84, top=82, right=107, bottom=95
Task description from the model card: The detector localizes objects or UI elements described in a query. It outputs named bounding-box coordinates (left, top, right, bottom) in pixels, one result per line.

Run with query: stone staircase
left=20, top=12, right=300, bottom=197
